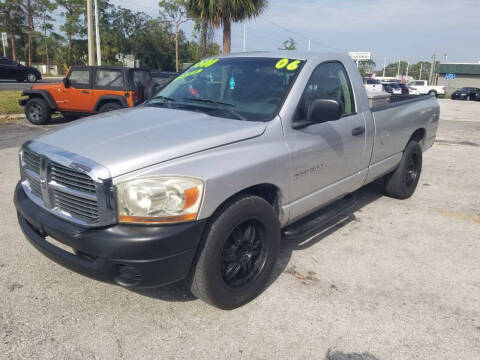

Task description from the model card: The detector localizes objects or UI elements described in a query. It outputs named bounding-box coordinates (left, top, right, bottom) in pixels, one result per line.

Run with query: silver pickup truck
left=14, top=52, right=439, bottom=309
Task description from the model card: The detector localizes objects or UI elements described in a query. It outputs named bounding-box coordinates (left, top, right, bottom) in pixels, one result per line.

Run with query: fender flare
left=19, top=90, right=57, bottom=110
left=93, top=95, right=129, bottom=111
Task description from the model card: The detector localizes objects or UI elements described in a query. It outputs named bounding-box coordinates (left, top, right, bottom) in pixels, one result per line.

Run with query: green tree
left=0, top=0, right=25, bottom=60
left=188, top=0, right=268, bottom=54
left=35, top=0, right=57, bottom=71
left=279, top=37, right=296, bottom=50
left=57, top=0, right=85, bottom=57
left=159, top=0, right=189, bottom=72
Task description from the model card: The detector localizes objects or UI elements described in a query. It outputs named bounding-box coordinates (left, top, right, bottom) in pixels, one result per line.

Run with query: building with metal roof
left=437, top=63, right=480, bottom=95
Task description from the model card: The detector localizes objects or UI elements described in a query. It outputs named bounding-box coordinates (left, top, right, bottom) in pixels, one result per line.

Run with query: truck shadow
left=131, top=180, right=386, bottom=304
left=269, top=179, right=385, bottom=288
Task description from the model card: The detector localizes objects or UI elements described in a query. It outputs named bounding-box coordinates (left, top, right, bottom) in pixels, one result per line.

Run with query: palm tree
left=189, top=0, right=267, bottom=55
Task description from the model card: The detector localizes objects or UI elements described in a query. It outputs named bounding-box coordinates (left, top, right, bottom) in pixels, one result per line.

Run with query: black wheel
left=466, top=95, right=471, bottom=101
left=99, top=102, right=123, bottom=113
left=384, top=141, right=422, bottom=199
left=428, top=90, right=437, bottom=97
left=26, top=72, right=38, bottom=83
left=188, top=195, right=281, bottom=310
left=24, top=98, right=52, bottom=125
left=16, top=79, right=24, bottom=83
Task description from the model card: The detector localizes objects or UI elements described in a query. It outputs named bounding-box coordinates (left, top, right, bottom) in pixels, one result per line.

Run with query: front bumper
left=14, top=183, right=206, bottom=288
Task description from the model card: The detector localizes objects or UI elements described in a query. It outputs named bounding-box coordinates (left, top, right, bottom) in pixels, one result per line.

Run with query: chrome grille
left=23, top=150, right=40, bottom=173
left=51, top=163, right=96, bottom=194
left=24, top=170, right=42, bottom=198
left=20, top=143, right=114, bottom=227
left=53, top=190, right=99, bottom=222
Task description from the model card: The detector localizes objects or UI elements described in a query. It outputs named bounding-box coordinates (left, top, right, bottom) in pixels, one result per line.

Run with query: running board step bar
left=283, top=195, right=357, bottom=240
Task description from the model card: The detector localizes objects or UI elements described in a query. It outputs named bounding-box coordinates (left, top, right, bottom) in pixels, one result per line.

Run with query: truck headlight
left=116, top=177, right=204, bottom=224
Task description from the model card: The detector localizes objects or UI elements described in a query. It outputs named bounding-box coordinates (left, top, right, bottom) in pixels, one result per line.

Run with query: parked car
left=151, top=71, right=178, bottom=88
left=450, top=87, right=480, bottom=101
left=382, top=82, right=403, bottom=94
left=14, top=52, right=439, bottom=309
left=407, top=80, right=446, bottom=97
left=0, top=56, right=42, bottom=83
left=363, top=78, right=384, bottom=93
left=398, top=83, right=410, bottom=95
left=19, top=66, right=157, bottom=125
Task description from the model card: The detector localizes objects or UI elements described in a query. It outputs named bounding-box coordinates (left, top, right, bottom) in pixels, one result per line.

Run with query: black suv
left=0, top=57, right=42, bottom=83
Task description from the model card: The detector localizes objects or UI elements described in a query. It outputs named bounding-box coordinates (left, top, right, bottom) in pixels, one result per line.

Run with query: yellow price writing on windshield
left=275, top=58, right=301, bottom=71
left=192, top=58, right=219, bottom=69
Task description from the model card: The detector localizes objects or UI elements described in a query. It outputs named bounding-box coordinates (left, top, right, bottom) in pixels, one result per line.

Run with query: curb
left=0, top=113, right=25, bottom=120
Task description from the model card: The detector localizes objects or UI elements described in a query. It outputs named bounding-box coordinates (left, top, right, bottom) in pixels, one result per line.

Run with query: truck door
left=62, top=68, right=93, bottom=111
left=283, top=61, right=373, bottom=222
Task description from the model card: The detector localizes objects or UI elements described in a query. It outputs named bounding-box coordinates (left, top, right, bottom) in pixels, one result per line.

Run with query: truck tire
left=428, top=90, right=437, bottom=97
left=99, top=102, right=123, bottom=113
left=189, top=195, right=281, bottom=310
left=25, top=98, right=52, bottom=125
left=383, top=141, right=422, bottom=199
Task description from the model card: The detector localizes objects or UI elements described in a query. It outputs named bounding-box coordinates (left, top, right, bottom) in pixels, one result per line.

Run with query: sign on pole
left=1, top=32, right=8, bottom=57
left=445, top=73, right=455, bottom=80
left=348, top=51, right=372, bottom=62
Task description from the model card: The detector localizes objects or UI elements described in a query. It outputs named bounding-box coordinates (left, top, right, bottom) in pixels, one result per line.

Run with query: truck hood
left=35, top=106, right=267, bottom=177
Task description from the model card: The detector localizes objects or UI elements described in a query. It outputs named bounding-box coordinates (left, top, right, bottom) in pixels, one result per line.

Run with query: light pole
left=87, top=0, right=95, bottom=65
left=242, top=23, right=246, bottom=52
left=429, top=54, right=436, bottom=85
left=94, top=0, right=101, bottom=65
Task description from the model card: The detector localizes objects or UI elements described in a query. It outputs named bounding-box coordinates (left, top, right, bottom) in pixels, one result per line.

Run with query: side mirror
left=307, top=97, right=343, bottom=124
left=63, top=77, right=70, bottom=88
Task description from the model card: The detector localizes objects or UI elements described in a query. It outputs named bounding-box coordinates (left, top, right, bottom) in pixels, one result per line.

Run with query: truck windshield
left=146, top=57, right=305, bottom=122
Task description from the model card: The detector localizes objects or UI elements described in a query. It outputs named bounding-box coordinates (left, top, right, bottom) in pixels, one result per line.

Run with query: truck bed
left=369, top=94, right=440, bottom=170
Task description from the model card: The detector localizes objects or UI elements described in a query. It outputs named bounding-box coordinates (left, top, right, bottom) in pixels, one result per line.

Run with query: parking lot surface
left=0, top=99, right=479, bottom=359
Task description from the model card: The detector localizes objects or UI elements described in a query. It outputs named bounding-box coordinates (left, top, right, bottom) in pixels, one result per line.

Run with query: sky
left=110, top=0, right=480, bottom=67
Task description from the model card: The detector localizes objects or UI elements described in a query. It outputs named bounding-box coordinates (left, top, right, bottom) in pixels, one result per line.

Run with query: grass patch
left=0, top=91, right=24, bottom=115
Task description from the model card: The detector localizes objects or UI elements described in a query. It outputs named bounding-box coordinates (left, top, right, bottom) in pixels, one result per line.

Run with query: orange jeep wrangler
left=19, top=66, right=156, bottom=125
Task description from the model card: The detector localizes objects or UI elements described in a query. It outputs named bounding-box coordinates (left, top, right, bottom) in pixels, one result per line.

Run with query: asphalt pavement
left=0, top=100, right=479, bottom=359
left=0, top=77, right=62, bottom=91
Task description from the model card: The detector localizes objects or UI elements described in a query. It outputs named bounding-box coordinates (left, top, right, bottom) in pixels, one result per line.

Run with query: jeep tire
left=25, top=98, right=52, bottom=125
left=99, top=102, right=123, bottom=113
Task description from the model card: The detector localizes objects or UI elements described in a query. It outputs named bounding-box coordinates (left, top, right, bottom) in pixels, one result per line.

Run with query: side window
left=95, top=69, right=125, bottom=89
left=296, top=62, right=355, bottom=121
left=68, top=70, right=91, bottom=88
left=133, top=70, right=152, bottom=89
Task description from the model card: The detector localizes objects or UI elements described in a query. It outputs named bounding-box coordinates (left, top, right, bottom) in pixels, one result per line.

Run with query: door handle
left=352, top=126, right=365, bottom=136
left=81, top=90, right=90, bottom=94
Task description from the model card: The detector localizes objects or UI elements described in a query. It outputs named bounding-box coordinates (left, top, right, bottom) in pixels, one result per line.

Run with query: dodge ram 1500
left=14, top=52, right=439, bottom=309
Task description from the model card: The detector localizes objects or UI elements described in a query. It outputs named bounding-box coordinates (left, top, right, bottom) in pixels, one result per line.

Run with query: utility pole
left=307, top=40, right=311, bottom=52
left=397, top=59, right=401, bottom=78
left=383, top=56, right=386, bottom=77
left=242, top=23, right=246, bottom=52
left=444, top=54, right=448, bottom=63
left=419, top=63, right=423, bottom=80
left=405, top=61, right=409, bottom=81
left=87, top=0, right=95, bottom=65
left=94, top=0, right=101, bottom=65
left=429, top=54, right=436, bottom=85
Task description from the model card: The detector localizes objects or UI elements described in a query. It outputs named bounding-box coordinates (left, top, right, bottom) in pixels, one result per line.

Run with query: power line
left=260, top=17, right=345, bottom=52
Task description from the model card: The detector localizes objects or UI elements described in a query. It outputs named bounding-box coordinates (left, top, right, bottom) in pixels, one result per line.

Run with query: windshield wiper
left=182, top=98, right=235, bottom=107
left=181, top=97, right=247, bottom=120
left=154, top=95, right=176, bottom=102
